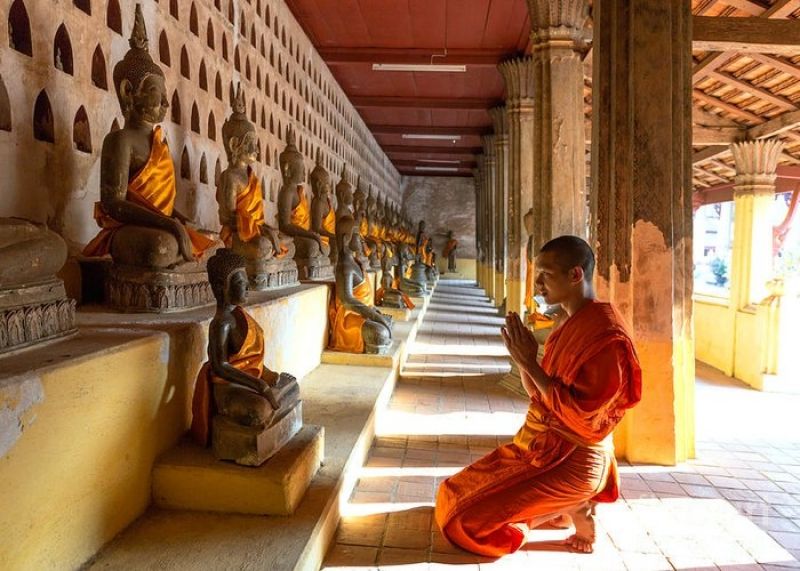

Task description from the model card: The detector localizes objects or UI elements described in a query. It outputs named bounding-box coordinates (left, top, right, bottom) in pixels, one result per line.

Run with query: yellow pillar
left=482, top=135, right=497, bottom=303
left=490, top=107, right=509, bottom=309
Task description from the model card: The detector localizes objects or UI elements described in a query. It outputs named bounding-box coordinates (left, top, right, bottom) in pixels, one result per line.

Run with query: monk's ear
left=570, top=266, right=585, bottom=285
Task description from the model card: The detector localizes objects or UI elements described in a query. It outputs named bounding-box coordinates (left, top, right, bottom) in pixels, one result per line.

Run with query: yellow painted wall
left=694, top=297, right=735, bottom=376
left=0, top=286, right=329, bottom=570
left=436, top=257, right=477, bottom=281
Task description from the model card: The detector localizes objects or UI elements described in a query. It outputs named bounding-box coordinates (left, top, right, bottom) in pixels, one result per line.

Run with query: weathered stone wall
left=400, top=176, right=477, bottom=259
left=0, top=0, right=401, bottom=253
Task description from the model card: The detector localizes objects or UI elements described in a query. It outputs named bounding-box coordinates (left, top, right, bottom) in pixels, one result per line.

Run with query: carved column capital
left=488, top=106, right=508, bottom=137
left=731, top=139, right=784, bottom=195
left=499, top=57, right=536, bottom=106
left=526, top=0, right=589, bottom=48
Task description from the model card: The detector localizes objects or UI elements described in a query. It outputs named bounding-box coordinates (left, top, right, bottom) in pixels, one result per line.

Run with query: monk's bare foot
left=565, top=502, right=596, bottom=553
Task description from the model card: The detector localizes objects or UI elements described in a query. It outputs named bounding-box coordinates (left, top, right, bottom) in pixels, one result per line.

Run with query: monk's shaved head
left=539, top=236, right=595, bottom=281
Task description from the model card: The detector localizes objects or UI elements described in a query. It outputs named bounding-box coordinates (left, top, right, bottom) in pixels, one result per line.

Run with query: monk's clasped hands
left=501, top=312, right=539, bottom=372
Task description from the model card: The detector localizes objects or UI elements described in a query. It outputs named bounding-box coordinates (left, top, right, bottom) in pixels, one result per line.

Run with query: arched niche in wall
left=53, top=24, right=74, bottom=75
left=107, top=0, right=122, bottom=33
left=227, top=0, right=234, bottom=24
left=234, top=46, right=241, bottom=72
left=199, top=59, right=207, bottom=91
left=206, top=20, right=215, bottom=49
left=189, top=2, right=199, bottom=35
left=245, top=58, right=251, bottom=81
left=199, top=153, right=208, bottom=183
left=171, top=91, right=181, bottom=124
left=0, top=74, right=11, bottom=132
left=73, top=105, right=92, bottom=153
left=221, top=33, right=228, bottom=61
left=170, top=0, right=179, bottom=20
left=9, top=0, right=33, bottom=56
left=159, top=31, right=171, bottom=67
left=215, top=72, right=223, bottom=100
left=208, top=111, right=216, bottom=141
left=33, top=90, right=55, bottom=143
left=91, top=45, right=108, bottom=90
left=74, top=0, right=91, bottom=15
left=214, top=157, right=221, bottom=186
left=256, top=67, right=261, bottom=89
left=249, top=100, right=256, bottom=123
left=228, top=82, right=235, bottom=105
left=239, top=11, right=246, bottom=36
left=265, top=144, right=271, bottom=166
left=180, top=46, right=190, bottom=79
left=110, top=118, right=120, bottom=132
left=191, top=103, right=200, bottom=134
left=250, top=24, right=256, bottom=46
left=180, top=146, right=191, bottom=179
left=260, top=107, right=266, bottom=129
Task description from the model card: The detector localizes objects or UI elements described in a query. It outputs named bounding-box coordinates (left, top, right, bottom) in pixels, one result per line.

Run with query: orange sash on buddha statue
left=375, top=287, right=415, bottom=309
left=320, top=196, right=336, bottom=247
left=443, top=239, right=458, bottom=258
left=83, top=126, right=214, bottom=258
left=435, top=300, right=642, bottom=557
left=190, top=306, right=265, bottom=446
left=328, top=275, right=373, bottom=353
left=290, top=185, right=311, bottom=230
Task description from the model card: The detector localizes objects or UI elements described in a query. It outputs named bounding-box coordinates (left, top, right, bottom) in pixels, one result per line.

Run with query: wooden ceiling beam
left=393, top=159, right=478, bottom=169
left=692, top=89, right=764, bottom=123
left=351, top=96, right=497, bottom=110
left=706, top=70, right=797, bottom=111
left=693, top=15, right=800, bottom=56
left=693, top=125, right=746, bottom=145
left=747, top=53, right=800, bottom=80
left=748, top=109, right=800, bottom=139
left=693, top=145, right=731, bottom=164
left=369, top=125, right=489, bottom=136
left=382, top=145, right=483, bottom=156
left=718, top=0, right=772, bottom=16
left=318, top=47, right=508, bottom=66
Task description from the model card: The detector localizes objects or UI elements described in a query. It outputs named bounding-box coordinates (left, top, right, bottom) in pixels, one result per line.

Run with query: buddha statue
left=398, top=241, right=427, bottom=297
left=407, top=220, right=431, bottom=292
left=217, top=86, right=297, bottom=290
left=342, top=173, right=371, bottom=270
left=375, top=240, right=414, bottom=310
left=442, top=230, right=458, bottom=273
left=0, top=218, right=77, bottom=354
left=364, top=187, right=381, bottom=270
left=276, top=129, right=333, bottom=280
left=82, top=4, right=217, bottom=312
left=190, top=248, right=302, bottom=466
left=329, top=215, right=392, bottom=354
left=426, top=252, right=439, bottom=285
left=309, top=149, right=337, bottom=266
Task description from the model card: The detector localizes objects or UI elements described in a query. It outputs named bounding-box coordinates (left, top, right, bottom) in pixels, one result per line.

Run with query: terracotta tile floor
left=323, top=280, right=800, bottom=570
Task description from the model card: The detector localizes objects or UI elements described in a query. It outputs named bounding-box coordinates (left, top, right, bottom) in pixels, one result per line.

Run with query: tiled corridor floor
left=322, top=280, right=800, bottom=570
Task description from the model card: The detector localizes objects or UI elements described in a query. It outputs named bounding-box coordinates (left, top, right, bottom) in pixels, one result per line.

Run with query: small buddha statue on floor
left=442, top=230, right=458, bottom=273
left=277, top=129, right=333, bottom=280
left=329, top=215, right=392, bottom=354
left=191, top=248, right=301, bottom=466
left=82, top=4, right=217, bottom=312
left=309, top=149, right=337, bottom=266
left=217, top=86, right=297, bottom=290
left=0, top=218, right=77, bottom=354
left=375, top=241, right=414, bottom=310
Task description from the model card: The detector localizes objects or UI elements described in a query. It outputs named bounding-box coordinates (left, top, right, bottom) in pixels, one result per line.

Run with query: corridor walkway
left=323, top=280, right=800, bottom=570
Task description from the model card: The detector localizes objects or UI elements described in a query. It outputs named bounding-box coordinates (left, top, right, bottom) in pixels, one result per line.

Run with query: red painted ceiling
left=286, top=0, right=531, bottom=177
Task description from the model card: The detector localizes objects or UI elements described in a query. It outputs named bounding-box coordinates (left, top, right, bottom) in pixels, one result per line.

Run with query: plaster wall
left=0, top=0, right=401, bottom=254
left=400, top=176, right=477, bottom=277
left=0, top=284, right=328, bottom=570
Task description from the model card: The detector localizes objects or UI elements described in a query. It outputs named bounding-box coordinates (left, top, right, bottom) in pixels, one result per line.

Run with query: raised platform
left=153, top=425, right=324, bottom=516
left=378, top=304, right=413, bottom=322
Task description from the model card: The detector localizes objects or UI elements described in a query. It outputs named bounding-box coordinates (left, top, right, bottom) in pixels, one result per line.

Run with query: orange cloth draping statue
left=435, top=236, right=642, bottom=558
left=290, top=185, right=311, bottom=231
left=83, top=126, right=214, bottom=258
left=320, top=196, right=336, bottom=248
left=443, top=239, right=457, bottom=259
left=329, top=275, right=373, bottom=353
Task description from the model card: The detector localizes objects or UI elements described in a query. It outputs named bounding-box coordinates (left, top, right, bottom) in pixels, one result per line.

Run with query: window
left=693, top=202, right=735, bottom=297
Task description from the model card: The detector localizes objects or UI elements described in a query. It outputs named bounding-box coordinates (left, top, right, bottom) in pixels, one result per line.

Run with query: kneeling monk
left=435, top=235, right=641, bottom=557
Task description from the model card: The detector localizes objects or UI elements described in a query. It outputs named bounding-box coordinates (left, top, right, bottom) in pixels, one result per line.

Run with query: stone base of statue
left=105, top=263, right=214, bottom=313
left=212, top=400, right=303, bottom=467
left=378, top=289, right=408, bottom=309
left=405, top=263, right=430, bottom=296
left=379, top=303, right=413, bottom=322
left=295, top=256, right=334, bottom=281
left=0, top=279, right=77, bottom=354
left=247, top=256, right=299, bottom=291
left=400, top=278, right=427, bottom=297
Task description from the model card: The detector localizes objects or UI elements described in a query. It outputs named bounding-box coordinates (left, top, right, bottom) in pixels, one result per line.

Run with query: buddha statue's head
left=523, top=207, right=534, bottom=236
left=353, top=176, right=366, bottom=214
left=366, top=186, right=376, bottom=215
left=418, top=220, right=426, bottom=232
left=113, top=4, right=168, bottom=124
left=336, top=214, right=356, bottom=253
left=447, top=230, right=454, bottom=239
left=221, top=85, right=258, bottom=167
left=309, top=148, right=331, bottom=198
left=208, top=248, right=249, bottom=306
left=335, top=164, right=353, bottom=207
left=279, top=128, right=305, bottom=187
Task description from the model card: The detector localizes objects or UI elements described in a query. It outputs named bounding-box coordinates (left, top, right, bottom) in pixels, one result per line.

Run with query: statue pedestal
left=0, top=279, right=76, bottom=354
left=154, top=424, right=323, bottom=515
left=105, top=263, right=213, bottom=313
left=322, top=339, right=404, bottom=368
left=295, top=256, right=334, bottom=281
left=212, top=401, right=303, bottom=466
left=247, top=256, right=299, bottom=291
left=379, top=305, right=413, bottom=322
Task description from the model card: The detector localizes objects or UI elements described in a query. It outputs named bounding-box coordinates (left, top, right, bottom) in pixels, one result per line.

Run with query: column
left=499, top=58, right=536, bottom=316
left=526, top=0, right=589, bottom=247
left=473, top=160, right=486, bottom=290
left=490, top=107, right=509, bottom=308
left=592, top=0, right=693, bottom=464
left=482, top=135, right=497, bottom=302
left=729, top=140, right=783, bottom=309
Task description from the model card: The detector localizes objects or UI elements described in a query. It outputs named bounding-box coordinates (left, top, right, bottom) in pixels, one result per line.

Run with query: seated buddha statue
left=364, top=188, right=381, bottom=270
left=82, top=5, right=217, bottom=311
left=277, top=130, right=333, bottom=280
left=398, top=242, right=427, bottom=297
left=408, top=220, right=431, bottom=291
left=309, top=149, right=337, bottom=266
left=375, top=240, right=414, bottom=310
left=0, top=218, right=77, bottom=354
left=329, top=215, right=392, bottom=354
left=217, top=87, right=297, bottom=290
left=335, top=166, right=370, bottom=272
left=191, top=248, right=301, bottom=466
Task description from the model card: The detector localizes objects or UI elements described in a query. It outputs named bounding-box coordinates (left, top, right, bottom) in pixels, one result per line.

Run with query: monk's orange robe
left=328, top=275, right=373, bottom=353
left=443, top=239, right=458, bottom=259
left=190, top=306, right=265, bottom=446
left=290, top=185, right=311, bottom=231
left=83, top=126, right=214, bottom=258
left=435, top=300, right=642, bottom=557
left=319, top=196, right=336, bottom=247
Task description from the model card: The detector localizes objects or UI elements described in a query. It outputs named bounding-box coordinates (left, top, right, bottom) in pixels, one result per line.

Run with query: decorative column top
left=730, top=139, right=784, bottom=193
left=499, top=57, right=536, bottom=103
left=488, top=106, right=508, bottom=138
left=526, top=0, right=589, bottom=46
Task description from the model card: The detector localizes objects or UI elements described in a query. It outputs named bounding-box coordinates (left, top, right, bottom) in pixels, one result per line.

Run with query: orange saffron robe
left=375, top=286, right=415, bottom=309
left=220, top=172, right=288, bottom=258
left=435, top=301, right=642, bottom=557
left=328, top=276, right=373, bottom=353
left=443, top=239, right=458, bottom=258
left=290, top=185, right=311, bottom=230
left=83, top=126, right=214, bottom=258
left=190, top=306, right=265, bottom=446
left=319, top=196, right=336, bottom=247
